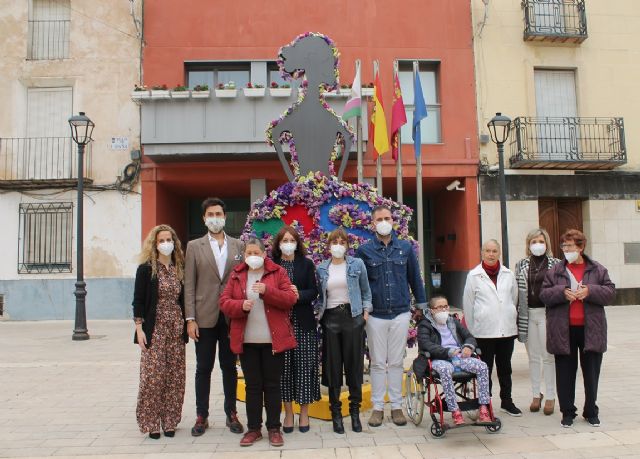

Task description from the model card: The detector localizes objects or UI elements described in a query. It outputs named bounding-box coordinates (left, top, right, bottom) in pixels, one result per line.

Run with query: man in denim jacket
left=355, top=205, right=427, bottom=427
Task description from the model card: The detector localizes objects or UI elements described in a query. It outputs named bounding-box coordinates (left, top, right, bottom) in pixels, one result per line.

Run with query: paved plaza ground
left=1, top=306, right=640, bottom=459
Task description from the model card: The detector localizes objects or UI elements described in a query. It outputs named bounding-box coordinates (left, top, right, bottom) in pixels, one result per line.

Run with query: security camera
left=446, top=180, right=464, bottom=191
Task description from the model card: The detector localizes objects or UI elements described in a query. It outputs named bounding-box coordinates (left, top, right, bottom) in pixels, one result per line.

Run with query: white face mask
left=205, top=217, right=225, bottom=233
left=280, top=242, right=297, bottom=256
left=245, top=255, right=264, bottom=270
left=375, top=220, right=393, bottom=236
left=530, top=242, right=546, bottom=257
left=330, top=244, right=346, bottom=259
left=157, top=241, right=174, bottom=256
left=564, top=251, right=579, bottom=264
left=433, top=311, right=449, bottom=325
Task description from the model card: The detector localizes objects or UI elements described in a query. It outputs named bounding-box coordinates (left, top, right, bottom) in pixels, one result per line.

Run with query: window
left=186, top=62, right=250, bottom=89
left=18, top=202, right=73, bottom=274
left=28, top=0, right=70, bottom=60
left=398, top=61, right=441, bottom=144
left=268, top=62, right=289, bottom=87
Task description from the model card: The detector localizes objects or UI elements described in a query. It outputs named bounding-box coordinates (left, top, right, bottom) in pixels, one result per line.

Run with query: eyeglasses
left=431, top=305, right=450, bottom=311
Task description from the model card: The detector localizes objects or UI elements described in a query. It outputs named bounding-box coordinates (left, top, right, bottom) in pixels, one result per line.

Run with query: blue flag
left=412, top=70, right=428, bottom=157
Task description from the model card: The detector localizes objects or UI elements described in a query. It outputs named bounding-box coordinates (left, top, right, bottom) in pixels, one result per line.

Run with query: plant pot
left=243, top=87, right=266, bottom=97
left=338, top=89, right=351, bottom=97
left=191, top=90, right=210, bottom=99
left=269, top=87, right=292, bottom=97
left=215, top=89, right=237, bottom=98
left=170, top=90, right=190, bottom=99
left=323, top=90, right=339, bottom=97
left=361, top=88, right=374, bottom=97
left=131, top=90, right=150, bottom=101
left=150, top=90, right=170, bottom=99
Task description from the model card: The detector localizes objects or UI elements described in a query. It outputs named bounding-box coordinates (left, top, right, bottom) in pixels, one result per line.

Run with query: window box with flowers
left=170, top=85, right=190, bottom=99
left=269, top=82, right=292, bottom=97
left=243, top=83, right=265, bottom=98
left=338, top=84, right=352, bottom=97
left=150, top=84, right=170, bottom=99
left=322, top=88, right=340, bottom=97
left=191, top=84, right=210, bottom=99
left=131, top=84, right=150, bottom=101
left=215, top=82, right=237, bottom=98
left=361, top=83, right=374, bottom=97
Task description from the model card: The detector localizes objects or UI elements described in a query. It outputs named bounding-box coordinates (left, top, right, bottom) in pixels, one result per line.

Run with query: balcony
left=27, top=19, right=70, bottom=60
left=0, top=137, right=93, bottom=189
left=522, top=0, right=587, bottom=43
left=509, top=117, right=626, bottom=170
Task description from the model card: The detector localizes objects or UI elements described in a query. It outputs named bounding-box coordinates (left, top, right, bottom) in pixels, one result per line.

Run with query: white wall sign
left=111, top=136, right=129, bottom=150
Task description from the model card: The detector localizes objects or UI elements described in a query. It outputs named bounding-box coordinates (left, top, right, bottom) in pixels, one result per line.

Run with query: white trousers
left=525, top=307, right=556, bottom=399
left=366, top=311, right=411, bottom=410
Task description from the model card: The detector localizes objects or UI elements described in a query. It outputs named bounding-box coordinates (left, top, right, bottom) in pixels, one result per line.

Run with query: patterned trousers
left=431, top=357, right=490, bottom=412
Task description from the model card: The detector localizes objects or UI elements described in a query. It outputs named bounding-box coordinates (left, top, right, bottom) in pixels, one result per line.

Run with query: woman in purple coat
left=539, top=229, right=615, bottom=429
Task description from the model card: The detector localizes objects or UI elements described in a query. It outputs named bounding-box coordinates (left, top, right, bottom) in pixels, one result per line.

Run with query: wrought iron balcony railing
left=27, top=19, right=70, bottom=60
left=522, top=0, right=587, bottom=43
left=0, top=137, right=92, bottom=188
left=509, top=117, right=626, bottom=170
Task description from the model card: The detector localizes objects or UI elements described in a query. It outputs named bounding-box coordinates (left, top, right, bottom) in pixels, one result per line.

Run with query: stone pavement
left=1, top=306, right=640, bottom=459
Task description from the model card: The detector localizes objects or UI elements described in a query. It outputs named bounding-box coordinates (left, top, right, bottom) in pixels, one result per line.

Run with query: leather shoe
left=543, top=399, right=555, bottom=415
left=240, top=429, right=263, bottom=446
left=351, top=413, right=362, bottom=432
left=163, top=430, right=175, bottom=437
left=226, top=411, right=244, bottom=434
left=149, top=432, right=160, bottom=439
left=391, top=409, right=407, bottom=426
left=530, top=393, right=543, bottom=412
left=332, top=414, right=345, bottom=434
left=268, top=428, right=284, bottom=447
left=368, top=410, right=384, bottom=427
left=191, top=416, right=208, bottom=437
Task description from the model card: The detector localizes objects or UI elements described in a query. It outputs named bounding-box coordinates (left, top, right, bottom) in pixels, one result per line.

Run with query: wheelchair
left=404, top=350, right=502, bottom=438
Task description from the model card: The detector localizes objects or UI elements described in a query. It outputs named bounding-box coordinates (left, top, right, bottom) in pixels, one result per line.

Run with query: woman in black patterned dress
left=132, top=224, right=188, bottom=439
left=272, top=225, right=320, bottom=433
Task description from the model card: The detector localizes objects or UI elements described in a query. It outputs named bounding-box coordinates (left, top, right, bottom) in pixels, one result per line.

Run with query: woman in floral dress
left=132, top=224, right=188, bottom=438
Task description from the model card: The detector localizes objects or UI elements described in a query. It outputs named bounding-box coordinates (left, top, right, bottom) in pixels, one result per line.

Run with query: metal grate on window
left=18, top=202, right=73, bottom=274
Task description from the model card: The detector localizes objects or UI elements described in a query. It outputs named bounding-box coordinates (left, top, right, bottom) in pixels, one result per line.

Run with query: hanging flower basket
left=243, top=87, right=266, bottom=98
left=170, top=89, right=190, bottom=99
left=269, top=87, right=292, bottom=97
left=191, top=85, right=210, bottom=99
left=216, top=89, right=237, bottom=98
left=361, top=87, right=374, bottom=97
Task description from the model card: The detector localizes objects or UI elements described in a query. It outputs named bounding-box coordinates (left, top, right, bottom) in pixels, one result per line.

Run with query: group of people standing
left=132, top=196, right=616, bottom=444
left=132, top=198, right=426, bottom=446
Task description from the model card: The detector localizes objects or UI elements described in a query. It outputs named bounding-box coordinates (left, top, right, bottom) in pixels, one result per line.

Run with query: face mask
left=530, top=242, right=546, bottom=257
left=280, top=242, right=297, bottom=256
left=564, top=251, right=579, bottom=264
left=157, top=241, right=174, bottom=256
left=205, top=217, right=225, bottom=233
left=330, top=244, right=346, bottom=259
left=375, top=220, right=393, bottom=236
left=433, top=311, right=449, bottom=325
left=245, top=255, right=264, bottom=270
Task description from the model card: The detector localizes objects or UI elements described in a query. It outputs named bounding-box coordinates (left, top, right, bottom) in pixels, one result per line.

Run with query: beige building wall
left=472, top=0, right=640, bottom=170
left=0, top=1, right=142, bottom=319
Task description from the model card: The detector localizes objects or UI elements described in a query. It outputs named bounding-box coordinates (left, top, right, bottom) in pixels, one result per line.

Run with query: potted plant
left=243, top=82, right=266, bottom=97
left=269, top=82, right=292, bottom=97
left=215, top=81, right=237, bottom=98
left=131, top=84, right=150, bottom=101
left=150, top=84, right=170, bottom=99
left=361, top=83, right=375, bottom=97
left=322, top=84, right=339, bottom=97
left=191, top=84, right=210, bottom=98
left=170, top=84, right=190, bottom=99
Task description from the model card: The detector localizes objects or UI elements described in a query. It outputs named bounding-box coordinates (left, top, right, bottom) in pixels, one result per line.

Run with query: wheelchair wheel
left=404, top=369, right=424, bottom=426
left=430, top=421, right=446, bottom=438
left=485, top=417, right=502, bottom=433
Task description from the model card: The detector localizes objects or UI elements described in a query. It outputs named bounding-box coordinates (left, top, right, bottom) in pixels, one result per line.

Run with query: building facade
left=0, top=0, right=143, bottom=319
left=140, top=0, right=481, bottom=306
left=472, top=0, right=640, bottom=304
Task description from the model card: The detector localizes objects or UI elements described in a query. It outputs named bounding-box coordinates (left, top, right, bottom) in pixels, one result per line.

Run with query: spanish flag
left=370, top=72, right=389, bottom=157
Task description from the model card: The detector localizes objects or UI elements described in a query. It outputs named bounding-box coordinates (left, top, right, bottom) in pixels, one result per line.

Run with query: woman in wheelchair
left=417, top=296, right=492, bottom=426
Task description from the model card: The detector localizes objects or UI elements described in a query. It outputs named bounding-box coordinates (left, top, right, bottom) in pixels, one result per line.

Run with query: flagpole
left=394, top=61, right=403, bottom=204
left=374, top=60, right=383, bottom=196
left=356, top=59, right=363, bottom=184
left=414, top=61, right=425, bottom=276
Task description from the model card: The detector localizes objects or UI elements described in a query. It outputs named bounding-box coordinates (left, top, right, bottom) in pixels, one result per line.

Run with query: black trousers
left=321, top=306, right=365, bottom=413
left=240, top=343, right=285, bottom=431
left=476, top=336, right=515, bottom=402
left=555, top=326, right=603, bottom=419
left=194, top=315, right=238, bottom=418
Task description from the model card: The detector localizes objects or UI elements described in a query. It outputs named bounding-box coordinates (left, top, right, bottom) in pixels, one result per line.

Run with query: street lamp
left=68, top=112, right=94, bottom=341
left=487, top=112, right=512, bottom=268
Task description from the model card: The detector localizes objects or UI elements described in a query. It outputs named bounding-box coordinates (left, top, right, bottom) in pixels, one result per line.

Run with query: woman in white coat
left=463, top=239, right=521, bottom=417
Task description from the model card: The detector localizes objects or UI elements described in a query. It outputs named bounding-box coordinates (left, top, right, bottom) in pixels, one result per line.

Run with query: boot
left=348, top=386, right=363, bottom=433
left=329, top=386, right=344, bottom=434
left=350, top=411, right=362, bottom=432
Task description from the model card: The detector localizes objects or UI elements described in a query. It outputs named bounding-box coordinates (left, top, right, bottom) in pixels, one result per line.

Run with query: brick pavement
left=1, top=306, right=639, bottom=458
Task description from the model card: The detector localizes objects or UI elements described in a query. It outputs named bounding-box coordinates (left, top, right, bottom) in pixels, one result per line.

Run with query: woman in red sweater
left=220, top=237, right=297, bottom=448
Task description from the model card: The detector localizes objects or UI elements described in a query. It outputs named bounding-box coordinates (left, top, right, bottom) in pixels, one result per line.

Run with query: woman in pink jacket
left=220, top=237, right=297, bottom=448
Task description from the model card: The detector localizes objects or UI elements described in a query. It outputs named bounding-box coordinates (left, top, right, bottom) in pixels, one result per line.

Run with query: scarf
left=482, top=260, right=500, bottom=286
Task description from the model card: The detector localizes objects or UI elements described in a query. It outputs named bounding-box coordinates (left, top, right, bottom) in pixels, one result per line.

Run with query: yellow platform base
left=236, top=374, right=406, bottom=421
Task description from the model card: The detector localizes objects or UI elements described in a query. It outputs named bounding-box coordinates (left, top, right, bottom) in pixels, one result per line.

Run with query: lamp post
left=487, top=112, right=512, bottom=268
left=68, top=112, right=95, bottom=341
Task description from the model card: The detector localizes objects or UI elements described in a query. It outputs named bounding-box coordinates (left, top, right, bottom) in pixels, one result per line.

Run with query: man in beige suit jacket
left=185, top=198, right=245, bottom=436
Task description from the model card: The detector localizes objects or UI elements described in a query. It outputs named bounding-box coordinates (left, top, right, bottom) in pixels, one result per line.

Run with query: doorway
left=538, top=198, right=583, bottom=257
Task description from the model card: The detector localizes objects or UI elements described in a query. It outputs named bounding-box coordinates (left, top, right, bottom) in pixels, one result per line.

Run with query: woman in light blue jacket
left=316, top=227, right=371, bottom=435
